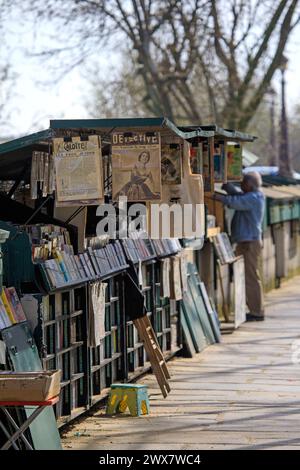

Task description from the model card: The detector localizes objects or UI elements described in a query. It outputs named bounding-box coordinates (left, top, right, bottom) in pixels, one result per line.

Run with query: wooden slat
left=133, top=317, right=171, bottom=398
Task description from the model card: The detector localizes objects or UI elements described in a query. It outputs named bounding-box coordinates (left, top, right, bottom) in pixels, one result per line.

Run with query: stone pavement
left=62, top=276, right=300, bottom=450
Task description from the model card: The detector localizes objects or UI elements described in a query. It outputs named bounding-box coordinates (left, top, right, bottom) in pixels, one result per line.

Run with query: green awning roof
left=179, top=124, right=256, bottom=142
left=0, top=117, right=256, bottom=181
left=0, top=129, right=53, bottom=155
left=49, top=117, right=214, bottom=139
left=0, top=129, right=54, bottom=180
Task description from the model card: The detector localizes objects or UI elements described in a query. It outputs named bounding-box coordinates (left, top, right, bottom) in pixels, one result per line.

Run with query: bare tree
left=0, top=1, right=15, bottom=132
left=19, top=0, right=300, bottom=130
left=289, top=104, right=300, bottom=171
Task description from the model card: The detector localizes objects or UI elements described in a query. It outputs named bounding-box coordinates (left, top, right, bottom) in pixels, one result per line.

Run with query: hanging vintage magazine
left=148, top=139, right=205, bottom=239
left=227, top=144, right=242, bottom=181
left=53, top=135, right=104, bottom=206
left=112, top=132, right=161, bottom=201
left=213, top=141, right=226, bottom=182
left=161, top=143, right=182, bottom=184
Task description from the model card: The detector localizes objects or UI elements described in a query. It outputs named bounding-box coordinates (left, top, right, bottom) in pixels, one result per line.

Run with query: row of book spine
left=150, top=238, right=181, bottom=257
left=41, top=240, right=128, bottom=290
left=120, top=237, right=181, bottom=263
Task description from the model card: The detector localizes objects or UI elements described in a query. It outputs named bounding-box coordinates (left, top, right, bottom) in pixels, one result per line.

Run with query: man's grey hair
left=243, top=171, right=262, bottom=190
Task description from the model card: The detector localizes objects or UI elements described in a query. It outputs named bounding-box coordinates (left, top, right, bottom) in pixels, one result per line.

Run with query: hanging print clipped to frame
left=161, top=143, right=182, bottom=185
left=53, top=135, right=104, bottom=206
left=111, top=131, right=162, bottom=202
left=227, top=144, right=243, bottom=181
left=213, top=140, right=227, bottom=183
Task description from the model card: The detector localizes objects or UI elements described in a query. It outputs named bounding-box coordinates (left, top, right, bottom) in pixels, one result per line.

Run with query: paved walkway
left=62, top=276, right=300, bottom=450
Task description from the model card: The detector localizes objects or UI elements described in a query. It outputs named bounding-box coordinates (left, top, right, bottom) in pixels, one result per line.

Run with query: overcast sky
left=3, top=9, right=300, bottom=139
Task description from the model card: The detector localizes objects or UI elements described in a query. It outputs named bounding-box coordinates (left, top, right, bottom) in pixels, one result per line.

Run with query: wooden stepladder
left=133, top=315, right=171, bottom=398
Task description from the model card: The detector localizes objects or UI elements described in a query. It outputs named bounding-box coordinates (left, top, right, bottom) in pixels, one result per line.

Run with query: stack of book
left=40, top=240, right=129, bottom=290
left=0, top=287, right=27, bottom=330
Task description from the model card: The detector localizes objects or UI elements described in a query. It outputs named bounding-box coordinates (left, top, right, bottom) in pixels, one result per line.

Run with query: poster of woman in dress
left=112, top=132, right=161, bottom=201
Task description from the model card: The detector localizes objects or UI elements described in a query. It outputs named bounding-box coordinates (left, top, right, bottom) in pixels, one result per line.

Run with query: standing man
left=214, top=172, right=265, bottom=321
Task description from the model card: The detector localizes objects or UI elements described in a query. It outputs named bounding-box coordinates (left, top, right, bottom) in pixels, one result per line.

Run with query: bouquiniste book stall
left=0, top=117, right=255, bottom=448
left=0, top=118, right=201, bottom=438
left=178, top=124, right=256, bottom=329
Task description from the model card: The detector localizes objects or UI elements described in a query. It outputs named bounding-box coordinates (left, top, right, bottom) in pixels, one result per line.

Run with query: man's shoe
left=246, top=313, right=265, bottom=322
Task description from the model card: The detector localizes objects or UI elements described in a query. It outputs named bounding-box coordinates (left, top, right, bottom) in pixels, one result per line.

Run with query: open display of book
left=40, top=240, right=129, bottom=291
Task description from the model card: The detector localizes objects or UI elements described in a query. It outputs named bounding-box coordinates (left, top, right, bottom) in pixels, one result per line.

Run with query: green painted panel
left=267, top=196, right=300, bottom=226
left=0, top=221, right=34, bottom=289
left=269, top=205, right=280, bottom=224
left=50, top=117, right=166, bottom=129
left=187, top=264, right=216, bottom=345
left=179, top=304, right=196, bottom=357
left=181, top=292, right=207, bottom=353
left=188, top=263, right=221, bottom=343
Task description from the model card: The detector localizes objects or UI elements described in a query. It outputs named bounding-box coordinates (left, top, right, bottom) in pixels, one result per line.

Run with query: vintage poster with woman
left=111, top=132, right=162, bottom=201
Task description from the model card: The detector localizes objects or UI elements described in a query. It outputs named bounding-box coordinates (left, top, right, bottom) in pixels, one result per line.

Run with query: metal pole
left=269, top=92, right=277, bottom=166
left=279, top=65, right=292, bottom=177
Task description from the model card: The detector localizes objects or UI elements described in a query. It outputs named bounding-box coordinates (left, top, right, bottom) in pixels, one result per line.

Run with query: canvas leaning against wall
left=112, top=132, right=162, bottom=202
